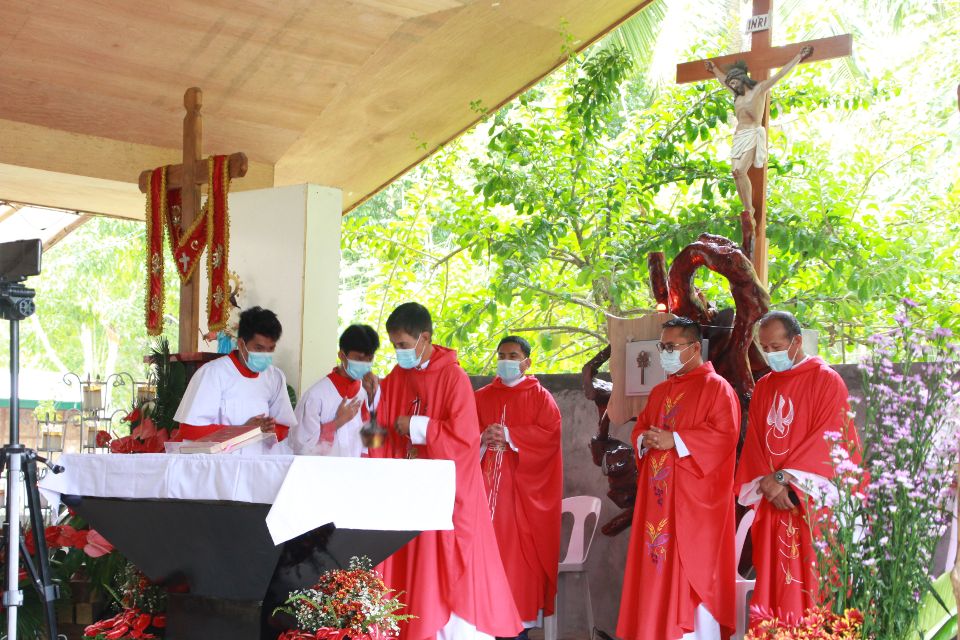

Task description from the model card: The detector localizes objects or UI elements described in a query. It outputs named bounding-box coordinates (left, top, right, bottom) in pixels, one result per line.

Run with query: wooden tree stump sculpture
left=585, top=211, right=770, bottom=536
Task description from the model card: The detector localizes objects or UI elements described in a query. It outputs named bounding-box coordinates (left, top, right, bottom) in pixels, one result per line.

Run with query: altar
left=39, top=454, right=456, bottom=639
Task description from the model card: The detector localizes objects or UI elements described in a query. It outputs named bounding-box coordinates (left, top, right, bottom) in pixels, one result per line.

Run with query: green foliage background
left=4, top=0, right=959, bottom=382
left=341, top=0, right=960, bottom=374
left=0, top=218, right=180, bottom=383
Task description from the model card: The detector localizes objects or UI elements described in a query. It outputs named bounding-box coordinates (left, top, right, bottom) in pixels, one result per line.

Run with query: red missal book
left=178, top=426, right=267, bottom=454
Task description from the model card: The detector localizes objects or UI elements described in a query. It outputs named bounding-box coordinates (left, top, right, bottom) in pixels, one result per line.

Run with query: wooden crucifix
left=676, top=0, right=852, bottom=284
left=138, top=87, right=247, bottom=354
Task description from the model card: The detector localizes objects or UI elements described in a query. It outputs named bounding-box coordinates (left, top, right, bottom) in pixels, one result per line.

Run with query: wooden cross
left=636, top=349, right=651, bottom=385
left=676, top=0, right=852, bottom=284
left=138, top=87, right=247, bottom=354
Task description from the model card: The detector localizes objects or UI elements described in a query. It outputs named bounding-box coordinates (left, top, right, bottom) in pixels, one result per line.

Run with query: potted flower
left=273, top=556, right=412, bottom=640
left=83, top=562, right=166, bottom=639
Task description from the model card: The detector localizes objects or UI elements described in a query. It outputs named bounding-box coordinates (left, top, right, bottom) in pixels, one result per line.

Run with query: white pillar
left=200, top=184, right=341, bottom=396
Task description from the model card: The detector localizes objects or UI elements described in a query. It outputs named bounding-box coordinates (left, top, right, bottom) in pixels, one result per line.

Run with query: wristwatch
left=774, top=470, right=789, bottom=486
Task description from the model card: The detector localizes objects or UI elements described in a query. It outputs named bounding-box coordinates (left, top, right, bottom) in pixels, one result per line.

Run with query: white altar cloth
left=39, top=454, right=455, bottom=544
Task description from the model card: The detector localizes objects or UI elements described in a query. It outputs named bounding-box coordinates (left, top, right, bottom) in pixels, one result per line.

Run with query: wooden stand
left=137, top=87, right=248, bottom=353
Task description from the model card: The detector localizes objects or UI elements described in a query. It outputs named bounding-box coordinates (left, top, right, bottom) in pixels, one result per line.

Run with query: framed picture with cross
left=624, top=338, right=710, bottom=397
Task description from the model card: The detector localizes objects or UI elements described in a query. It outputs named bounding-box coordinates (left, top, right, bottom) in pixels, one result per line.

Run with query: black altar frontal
left=40, top=454, right=456, bottom=640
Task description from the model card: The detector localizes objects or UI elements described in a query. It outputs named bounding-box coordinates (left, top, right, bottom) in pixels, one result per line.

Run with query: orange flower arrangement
left=746, top=604, right=864, bottom=639
left=275, top=557, right=411, bottom=640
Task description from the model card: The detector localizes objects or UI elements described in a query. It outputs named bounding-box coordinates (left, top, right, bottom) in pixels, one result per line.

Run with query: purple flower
left=902, top=297, right=919, bottom=309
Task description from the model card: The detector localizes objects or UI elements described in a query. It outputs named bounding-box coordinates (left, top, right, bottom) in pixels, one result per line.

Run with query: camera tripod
left=1, top=281, right=62, bottom=640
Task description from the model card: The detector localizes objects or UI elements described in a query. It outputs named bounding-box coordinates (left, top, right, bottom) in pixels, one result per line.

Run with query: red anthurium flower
left=124, top=408, right=142, bottom=425
left=83, top=529, right=114, bottom=558
left=44, top=525, right=61, bottom=548
left=23, top=529, right=36, bottom=556
left=59, top=525, right=89, bottom=549
left=104, top=623, right=130, bottom=639
left=133, top=612, right=152, bottom=633
left=132, top=417, right=158, bottom=441
left=110, top=436, right=135, bottom=454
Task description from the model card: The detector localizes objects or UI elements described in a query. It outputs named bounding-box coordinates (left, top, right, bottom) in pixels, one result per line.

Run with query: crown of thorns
left=724, top=61, right=750, bottom=82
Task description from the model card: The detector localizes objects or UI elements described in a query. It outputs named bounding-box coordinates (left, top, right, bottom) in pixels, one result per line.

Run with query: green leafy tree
left=342, top=0, right=960, bottom=374
left=1, top=218, right=180, bottom=387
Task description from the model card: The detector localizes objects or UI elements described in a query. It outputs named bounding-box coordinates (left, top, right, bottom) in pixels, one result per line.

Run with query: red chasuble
left=617, top=362, right=739, bottom=640
left=368, top=345, right=522, bottom=640
left=735, top=356, right=859, bottom=622
left=475, top=376, right=563, bottom=622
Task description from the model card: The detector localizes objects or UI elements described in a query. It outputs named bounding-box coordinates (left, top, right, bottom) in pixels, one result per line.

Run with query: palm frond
left=148, top=337, right=187, bottom=433
left=602, top=0, right=668, bottom=71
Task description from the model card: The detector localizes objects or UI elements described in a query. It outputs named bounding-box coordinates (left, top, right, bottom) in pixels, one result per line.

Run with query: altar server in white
left=291, top=324, right=380, bottom=457
left=174, top=306, right=297, bottom=442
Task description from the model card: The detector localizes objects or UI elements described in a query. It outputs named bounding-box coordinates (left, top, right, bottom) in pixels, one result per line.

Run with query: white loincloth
left=730, top=126, right=767, bottom=168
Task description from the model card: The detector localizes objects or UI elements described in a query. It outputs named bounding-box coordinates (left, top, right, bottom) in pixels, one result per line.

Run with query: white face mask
left=497, top=359, right=528, bottom=383
left=659, top=343, right=694, bottom=375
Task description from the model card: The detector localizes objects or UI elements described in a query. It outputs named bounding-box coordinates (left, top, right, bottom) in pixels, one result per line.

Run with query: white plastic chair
left=544, top=495, right=602, bottom=640
left=734, top=509, right=757, bottom=640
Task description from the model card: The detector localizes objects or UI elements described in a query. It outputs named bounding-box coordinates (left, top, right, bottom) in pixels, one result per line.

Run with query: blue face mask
left=244, top=350, right=273, bottom=373
left=395, top=334, right=424, bottom=370
left=345, top=359, right=372, bottom=381
left=497, top=359, right=524, bottom=383
left=766, top=348, right=795, bottom=372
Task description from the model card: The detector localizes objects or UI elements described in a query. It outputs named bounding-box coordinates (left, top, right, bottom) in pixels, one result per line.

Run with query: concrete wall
left=0, top=407, right=88, bottom=454
left=470, top=365, right=864, bottom=638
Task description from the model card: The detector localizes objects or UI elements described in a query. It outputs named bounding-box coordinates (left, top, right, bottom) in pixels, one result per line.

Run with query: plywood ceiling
left=0, top=0, right=651, bottom=219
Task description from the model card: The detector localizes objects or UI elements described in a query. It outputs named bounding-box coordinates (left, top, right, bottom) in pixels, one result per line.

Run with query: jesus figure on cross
left=705, top=45, right=813, bottom=217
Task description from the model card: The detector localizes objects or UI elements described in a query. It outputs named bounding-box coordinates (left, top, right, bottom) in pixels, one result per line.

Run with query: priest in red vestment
left=735, top=311, right=860, bottom=623
left=475, top=336, right=563, bottom=640
left=369, top=302, right=522, bottom=640
left=617, top=317, right=739, bottom=640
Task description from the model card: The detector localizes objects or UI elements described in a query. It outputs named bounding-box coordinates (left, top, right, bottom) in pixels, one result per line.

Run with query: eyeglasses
left=656, top=341, right=696, bottom=354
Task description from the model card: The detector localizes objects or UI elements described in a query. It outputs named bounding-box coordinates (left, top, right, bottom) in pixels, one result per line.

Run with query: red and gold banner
left=144, top=167, right=167, bottom=335
left=206, top=155, right=231, bottom=332
left=144, top=155, right=231, bottom=336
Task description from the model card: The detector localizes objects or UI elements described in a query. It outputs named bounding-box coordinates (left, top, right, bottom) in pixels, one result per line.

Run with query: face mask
left=395, top=334, right=423, bottom=370
left=497, top=359, right=524, bottom=383
left=244, top=350, right=273, bottom=373
left=766, top=346, right=795, bottom=373
left=345, top=359, right=372, bottom=381
left=659, top=344, right=693, bottom=375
